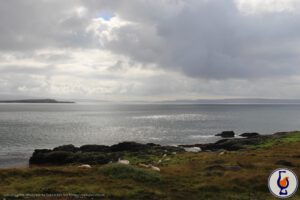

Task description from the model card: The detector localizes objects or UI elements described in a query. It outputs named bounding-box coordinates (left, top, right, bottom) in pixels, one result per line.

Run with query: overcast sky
left=1, top=0, right=300, bottom=101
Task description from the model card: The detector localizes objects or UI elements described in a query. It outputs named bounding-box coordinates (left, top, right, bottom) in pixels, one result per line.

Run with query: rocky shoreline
left=180, top=131, right=268, bottom=151
left=29, top=131, right=293, bottom=166
left=29, top=142, right=184, bottom=166
left=2, top=131, right=300, bottom=199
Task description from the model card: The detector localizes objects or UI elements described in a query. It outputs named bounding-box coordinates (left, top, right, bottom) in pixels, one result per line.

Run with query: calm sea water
left=1, top=103, right=300, bottom=168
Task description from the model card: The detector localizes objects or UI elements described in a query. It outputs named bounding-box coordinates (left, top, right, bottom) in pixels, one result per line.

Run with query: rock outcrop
left=180, top=134, right=276, bottom=151
left=215, top=131, right=235, bottom=138
left=29, top=142, right=184, bottom=166
left=239, top=132, right=260, bottom=138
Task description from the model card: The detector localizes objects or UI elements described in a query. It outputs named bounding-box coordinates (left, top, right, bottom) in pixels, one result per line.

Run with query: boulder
left=239, top=132, right=260, bottom=138
left=215, top=131, right=235, bottom=138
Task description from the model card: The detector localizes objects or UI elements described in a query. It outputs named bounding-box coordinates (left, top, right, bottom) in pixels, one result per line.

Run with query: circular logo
left=268, top=168, right=298, bottom=198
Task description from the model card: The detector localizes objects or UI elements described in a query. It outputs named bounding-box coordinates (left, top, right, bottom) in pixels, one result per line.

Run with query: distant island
left=0, top=99, right=74, bottom=103
left=155, top=98, right=300, bottom=104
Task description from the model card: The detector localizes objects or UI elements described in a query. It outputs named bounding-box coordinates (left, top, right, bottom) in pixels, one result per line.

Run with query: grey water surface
left=1, top=103, right=300, bottom=168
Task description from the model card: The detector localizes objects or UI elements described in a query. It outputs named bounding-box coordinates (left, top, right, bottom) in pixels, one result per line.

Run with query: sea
left=1, top=103, right=300, bottom=168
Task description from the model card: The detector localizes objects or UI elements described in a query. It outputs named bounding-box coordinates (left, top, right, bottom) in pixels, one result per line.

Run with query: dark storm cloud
left=1, top=0, right=300, bottom=80
left=90, top=0, right=300, bottom=79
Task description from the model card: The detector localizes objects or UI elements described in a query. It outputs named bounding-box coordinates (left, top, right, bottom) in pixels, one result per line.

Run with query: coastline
left=1, top=131, right=300, bottom=199
left=1, top=131, right=299, bottom=168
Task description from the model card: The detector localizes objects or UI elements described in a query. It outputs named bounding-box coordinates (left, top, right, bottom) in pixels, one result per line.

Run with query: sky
left=1, top=0, right=300, bottom=101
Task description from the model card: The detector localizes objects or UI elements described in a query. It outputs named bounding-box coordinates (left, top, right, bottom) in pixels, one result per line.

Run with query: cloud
left=235, top=0, right=300, bottom=14
left=0, top=0, right=98, bottom=51
left=1, top=0, right=300, bottom=100
left=87, top=0, right=300, bottom=80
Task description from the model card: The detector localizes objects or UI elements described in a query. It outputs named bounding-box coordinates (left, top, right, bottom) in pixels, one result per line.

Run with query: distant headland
left=0, top=99, right=75, bottom=103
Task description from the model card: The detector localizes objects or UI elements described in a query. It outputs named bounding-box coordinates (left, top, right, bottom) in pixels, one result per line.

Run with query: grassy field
left=1, top=132, right=300, bottom=199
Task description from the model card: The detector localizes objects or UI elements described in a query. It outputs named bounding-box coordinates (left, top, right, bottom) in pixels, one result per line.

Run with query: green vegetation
left=1, top=132, right=300, bottom=199
left=100, top=164, right=161, bottom=183
left=249, top=131, right=300, bottom=149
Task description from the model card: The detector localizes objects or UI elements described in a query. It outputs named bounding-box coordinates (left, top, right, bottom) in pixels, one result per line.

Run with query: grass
left=250, top=131, right=300, bottom=149
left=100, top=164, right=161, bottom=183
left=1, top=132, right=300, bottom=199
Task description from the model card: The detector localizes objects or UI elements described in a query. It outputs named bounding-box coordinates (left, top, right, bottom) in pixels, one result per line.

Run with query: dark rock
left=44, top=151, right=75, bottom=165
left=201, top=139, right=243, bottom=151
left=29, top=141, right=184, bottom=166
left=53, top=144, right=78, bottom=152
left=29, top=149, right=52, bottom=165
left=215, top=131, right=235, bottom=138
left=179, top=144, right=204, bottom=148
left=33, top=149, right=52, bottom=154
left=79, top=145, right=110, bottom=152
left=75, top=153, right=110, bottom=164
left=146, top=143, right=161, bottom=147
left=215, top=139, right=230, bottom=144
left=110, top=141, right=149, bottom=152
left=30, top=150, right=111, bottom=165
left=181, top=133, right=277, bottom=152
left=30, top=151, right=75, bottom=165
left=200, top=135, right=270, bottom=151
left=275, top=160, right=294, bottom=167
left=239, top=132, right=260, bottom=138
